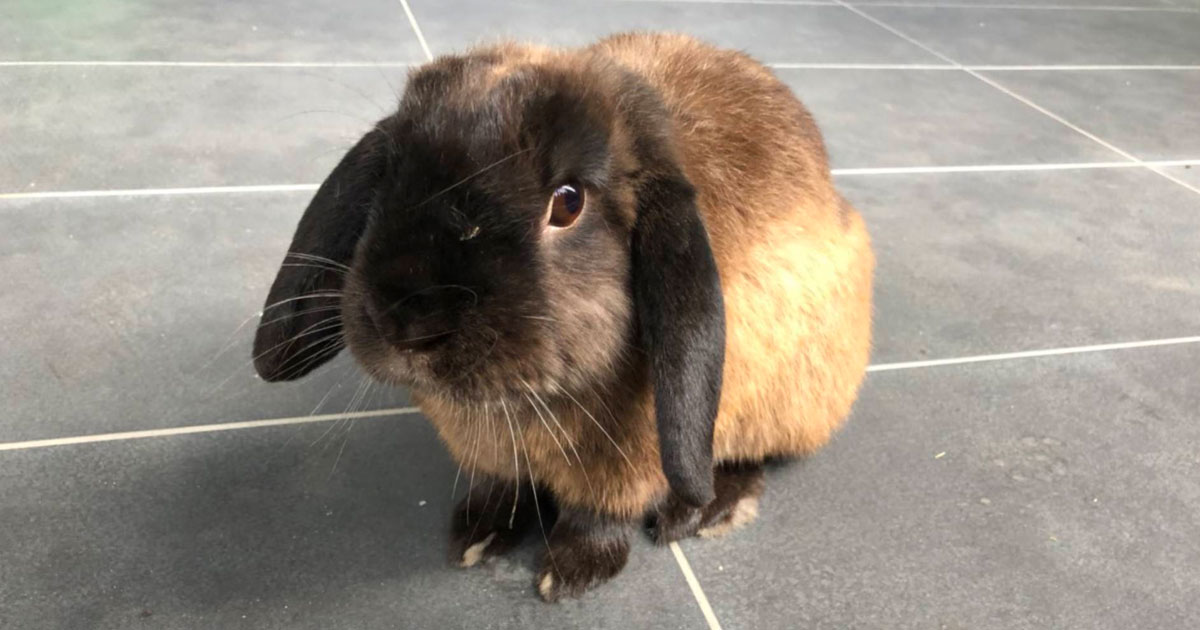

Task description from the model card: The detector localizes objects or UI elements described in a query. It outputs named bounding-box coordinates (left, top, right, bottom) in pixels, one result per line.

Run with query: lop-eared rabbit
left=254, top=32, right=874, bottom=601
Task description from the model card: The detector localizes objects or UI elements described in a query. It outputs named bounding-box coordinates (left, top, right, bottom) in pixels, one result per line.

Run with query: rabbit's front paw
left=535, top=507, right=632, bottom=602
left=449, top=476, right=551, bottom=567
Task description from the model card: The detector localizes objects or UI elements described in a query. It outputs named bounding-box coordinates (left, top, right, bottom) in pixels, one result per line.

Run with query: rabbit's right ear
left=253, top=128, right=387, bottom=381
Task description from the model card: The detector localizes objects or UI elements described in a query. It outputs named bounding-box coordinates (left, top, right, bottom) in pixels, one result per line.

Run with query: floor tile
left=980, top=70, right=1200, bottom=160
left=407, top=0, right=942, bottom=64
left=0, top=66, right=402, bottom=193
left=777, top=68, right=1118, bottom=168
left=0, top=0, right=423, bottom=62
left=838, top=168, right=1200, bottom=363
left=0, top=419, right=704, bottom=629
left=859, top=6, right=1200, bottom=65
left=0, top=193, right=408, bottom=442
left=852, top=0, right=1200, bottom=7
left=683, top=344, right=1200, bottom=630
left=1160, top=164, right=1200, bottom=188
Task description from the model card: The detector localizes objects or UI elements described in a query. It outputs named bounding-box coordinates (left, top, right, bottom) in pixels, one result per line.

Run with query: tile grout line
left=866, top=335, right=1200, bottom=373
left=670, top=542, right=724, bottom=630
left=843, top=1, right=1200, bottom=12
left=5, top=61, right=1200, bottom=70
left=830, top=160, right=1200, bottom=175
left=835, top=0, right=1200, bottom=197
left=0, top=184, right=320, bottom=200
left=3, top=335, right=1198, bottom=450
left=968, top=65, right=1200, bottom=71
left=4, top=160, right=1200, bottom=201
left=619, top=0, right=835, bottom=5
left=0, top=61, right=419, bottom=68
left=397, top=0, right=434, bottom=62
left=616, top=0, right=1200, bottom=9
left=964, top=73, right=1200, bottom=196
left=0, top=407, right=420, bottom=452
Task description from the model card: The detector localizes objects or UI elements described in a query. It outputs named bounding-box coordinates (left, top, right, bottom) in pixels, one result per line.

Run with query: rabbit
left=252, top=31, right=874, bottom=601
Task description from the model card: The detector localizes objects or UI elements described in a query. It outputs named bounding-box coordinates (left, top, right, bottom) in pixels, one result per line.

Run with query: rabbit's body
left=254, top=32, right=873, bottom=600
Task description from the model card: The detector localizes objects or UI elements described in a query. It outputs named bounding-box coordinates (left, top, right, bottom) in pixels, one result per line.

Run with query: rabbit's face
left=256, top=43, right=724, bottom=505
left=341, top=58, right=636, bottom=403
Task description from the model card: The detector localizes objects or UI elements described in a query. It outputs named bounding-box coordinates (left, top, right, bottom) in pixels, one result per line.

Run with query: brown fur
left=411, top=33, right=874, bottom=520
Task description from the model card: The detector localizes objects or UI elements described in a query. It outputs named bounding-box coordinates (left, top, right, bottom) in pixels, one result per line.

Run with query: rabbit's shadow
left=103, top=412, right=549, bottom=618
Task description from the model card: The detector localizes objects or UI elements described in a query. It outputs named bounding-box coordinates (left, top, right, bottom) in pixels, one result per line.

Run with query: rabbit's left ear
left=253, top=128, right=387, bottom=382
left=632, top=174, right=726, bottom=508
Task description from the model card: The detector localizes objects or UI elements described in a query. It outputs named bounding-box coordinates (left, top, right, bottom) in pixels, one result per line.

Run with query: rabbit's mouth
left=342, top=292, right=564, bottom=403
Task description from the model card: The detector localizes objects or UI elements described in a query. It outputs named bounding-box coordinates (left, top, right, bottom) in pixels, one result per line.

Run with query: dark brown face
left=341, top=58, right=636, bottom=403
left=253, top=41, right=727, bottom=506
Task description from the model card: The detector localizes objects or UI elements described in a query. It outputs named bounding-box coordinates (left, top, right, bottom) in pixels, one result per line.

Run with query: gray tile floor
left=2, top=1, right=1199, bottom=628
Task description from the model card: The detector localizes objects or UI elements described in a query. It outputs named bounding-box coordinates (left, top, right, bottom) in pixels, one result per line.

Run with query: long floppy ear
left=252, top=129, right=387, bottom=381
left=632, top=175, right=726, bottom=508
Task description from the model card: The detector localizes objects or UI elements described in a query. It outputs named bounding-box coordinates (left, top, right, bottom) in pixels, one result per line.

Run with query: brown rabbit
left=252, top=31, right=873, bottom=601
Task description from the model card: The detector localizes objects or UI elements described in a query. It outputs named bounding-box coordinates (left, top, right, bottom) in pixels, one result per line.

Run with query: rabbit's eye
left=548, top=184, right=584, bottom=228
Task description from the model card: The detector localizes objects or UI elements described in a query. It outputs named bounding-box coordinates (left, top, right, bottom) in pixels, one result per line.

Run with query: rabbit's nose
left=362, top=295, right=454, bottom=353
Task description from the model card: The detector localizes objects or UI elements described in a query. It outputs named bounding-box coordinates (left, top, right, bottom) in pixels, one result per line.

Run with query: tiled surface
left=408, top=0, right=942, bottom=64
left=0, top=193, right=409, bottom=441
left=0, top=67, right=402, bottom=191
left=861, top=5, right=1200, bottom=65
left=0, top=0, right=424, bottom=62
left=778, top=69, right=1117, bottom=168
left=684, top=346, right=1200, bottom=630
left=3, top=1, right=1200, bottom=629
left=979, top=70, right=1200, bottom=160
left=848, top=168, right=1200, bottom=363
left=0, top=420, right=702, bottom=630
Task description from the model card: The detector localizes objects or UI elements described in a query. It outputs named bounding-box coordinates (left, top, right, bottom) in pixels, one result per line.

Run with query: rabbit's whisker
left=205, top=320, right=342, bottom=395
left=312, top=377, right=369, bottom=448
left=311, top=416, right=346, bottom=451
left=585, top=382, right=623, bottom=427
left=211, top=289, right=347, bottom=377
left=327, top=418, right=357, bottom=480
left=283, top=251, right=352, bottom=271
left=252, top=317, right=344, bottom=370
left=279, top=262, right=348, bottom=276
left=201, top=310, right=271, bottom=372
left=516, top=414, right=558, bottom=577
left=465, top=401, right=488, bottom=523
left=560, top=383, right=634, bottom=469
left=267, top=367, right=353, bottom=464
left=274, top=109, right=376, bottom=128
left=499, top=399, right=521, bottom=529
left=451, top=402, right=472, bottom=501
left=260, top=291, right=344, bottom=314
left=309, top=379, right=343, bottom=416
left=415, top=147, right=533, bottom=210
left=255, top=305, right=344, bottom=331
left=325, top=378, right=379, bottom=471
left=528, top=382, right=599, bottom=503
left=463, top=401, right=502, bottom=539
left=274, top=335, right=344, bottom=382
left=520, top=387, right=572, bottom=469
left=304, top=71, right=389, bottom=117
